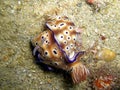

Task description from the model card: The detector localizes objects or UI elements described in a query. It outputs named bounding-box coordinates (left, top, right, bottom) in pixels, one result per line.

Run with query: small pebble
left=11, top=10, right=14, bottom=13
left=18, top=1, right=21, bottom=5
left=40, top=82, right=43, bottom=85
left=28, top=74, right=32, bottom=77
left=23, top=69, right=26, bottom=72
left=32, top=70, right=36, bottom=73
left=87, top=0, right=94, bottom=4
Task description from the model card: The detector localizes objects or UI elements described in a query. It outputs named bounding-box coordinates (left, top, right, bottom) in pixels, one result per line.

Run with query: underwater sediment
left=0, top=0, right=120, bottom=89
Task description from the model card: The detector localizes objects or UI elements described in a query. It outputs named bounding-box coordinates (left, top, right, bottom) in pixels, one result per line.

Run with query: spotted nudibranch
left=46, top=16, right=82, bottom=63
left=31, top=16, right=89, bottom=84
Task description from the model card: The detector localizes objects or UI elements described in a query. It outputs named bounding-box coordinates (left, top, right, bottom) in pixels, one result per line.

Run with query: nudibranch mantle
left=31, top=15, right=89, bottom=84
left=46, top=16, right=83, bottom=63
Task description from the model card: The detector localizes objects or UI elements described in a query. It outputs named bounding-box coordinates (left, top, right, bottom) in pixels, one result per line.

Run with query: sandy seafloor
left=0, top=0, right=120, bottom=90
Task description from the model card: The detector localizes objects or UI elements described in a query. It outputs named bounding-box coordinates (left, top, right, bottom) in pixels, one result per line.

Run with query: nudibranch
left=46, top=16, right=82, bottom=63
left=31, top=16, right=89, bottom=84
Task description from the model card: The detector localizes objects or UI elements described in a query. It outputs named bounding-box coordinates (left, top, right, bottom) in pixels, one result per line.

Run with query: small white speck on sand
left=11, top=10, right=14, bottom=13
left=18, top=1, right=21, bottom=5
left=28, top=74, right=32, bottom=77
left=40, top=82, right=43, bottom=85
